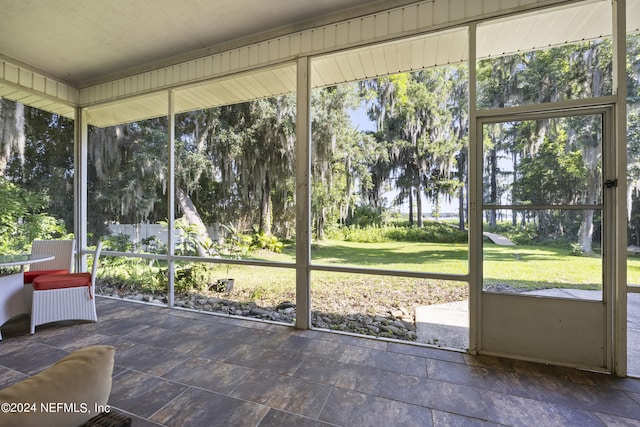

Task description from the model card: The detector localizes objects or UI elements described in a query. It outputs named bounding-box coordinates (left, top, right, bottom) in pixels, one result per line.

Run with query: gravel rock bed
left=96, top=285, right=418, bottom=341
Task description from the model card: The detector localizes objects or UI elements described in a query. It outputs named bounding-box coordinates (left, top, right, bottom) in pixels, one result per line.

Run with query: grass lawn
left=233, top=239, right=629, bottom=314
left=102, top=239, right=640, bottom=319
left=251, top=238, right=640, bottom=291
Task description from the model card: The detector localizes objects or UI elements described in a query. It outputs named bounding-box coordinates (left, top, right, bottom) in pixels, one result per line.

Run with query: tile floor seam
left=159, top=359, right=262, bottom=397
left=377, top=371, right=494, bottom=420
left=315, top=384, right=338, bottom=424
left=145, top=384, right=194, bottom=424
left=287, top=358, right=385, bottom=396
left=433, top=409, right=501, bottom=426
left=229, top=368, right=338, bottom=419
left=627, top=390, right=640, bottom=406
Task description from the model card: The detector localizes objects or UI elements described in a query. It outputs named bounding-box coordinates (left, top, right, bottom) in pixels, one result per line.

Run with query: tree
left=0, top=99, right=25, bottom=175
left=478, top=39, right=612, bottom=251
left=371, top=69, right=460, bottom=227
left=1, top=100, right=75, bottom=235
left=0, top=176, right=66, bottom=253
left=311, top=84, right=361, bottom=238
left=88, top=120, right=168, bottom=242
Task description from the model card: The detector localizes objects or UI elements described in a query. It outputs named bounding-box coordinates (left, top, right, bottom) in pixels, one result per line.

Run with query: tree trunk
left=457, top=150, right=466, bottom=230
left=577, top=45, right=604, bottom=253
left=316, top=210, right=325, bottom=240
left=416, top=185, right=423, bottom=227
left=408, top=189, right=414, bottom=227
left=259, top=173, right=272, bottom=235
left=489, top=149, right=498, bottom=226
left=177, top=187, right=211, bottom=257
left=578, top=210, right=594, bottom=253
left=578, top=135, right=600, bottom=253
left=512, top=151, right=518, bottom=227
left=0, top=100, right=26, bottom=175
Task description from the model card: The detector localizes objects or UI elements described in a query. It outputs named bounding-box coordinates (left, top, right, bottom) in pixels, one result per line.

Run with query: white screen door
left=476, top=106, right=614, bottom=371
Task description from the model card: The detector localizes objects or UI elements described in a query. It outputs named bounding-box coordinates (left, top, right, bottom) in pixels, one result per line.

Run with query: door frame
left=469, top=99, right=617, bottom=372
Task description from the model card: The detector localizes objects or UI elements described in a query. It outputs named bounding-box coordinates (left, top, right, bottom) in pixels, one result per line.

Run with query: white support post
left=612, top=0, right=628, bottom=377
left=295, top=57, right=312, bottom=329
left=468, top=23, right=480, bottom=355
left=168, top=90, right=176, bottom=308
left=74, top=107, right=88, bottom=272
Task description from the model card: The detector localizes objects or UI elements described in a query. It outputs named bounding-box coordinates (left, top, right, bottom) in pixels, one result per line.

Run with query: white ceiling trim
left=3, top=0, right=637, bottom=127
left=477, top=0, right=612, bottom=58
left=1, top=59, right=78, bottom=120
left=79, top=0, right=572, bottom=109
left=86, top=0, right=622, bottom=128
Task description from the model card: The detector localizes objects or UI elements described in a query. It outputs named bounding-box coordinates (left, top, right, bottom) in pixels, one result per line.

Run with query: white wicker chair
left=23, top=239, right=76, bottom=310
left=30, top=242, right=102, bottom=335
left=24, top=239, right=75, bottom=283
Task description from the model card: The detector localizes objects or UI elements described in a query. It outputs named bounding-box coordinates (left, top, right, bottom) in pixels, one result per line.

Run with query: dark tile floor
left=2, top=297, right=640, bottom=426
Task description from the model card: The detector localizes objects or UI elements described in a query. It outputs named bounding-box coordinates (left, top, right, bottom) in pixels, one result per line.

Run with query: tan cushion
left=0, top=345, right=115, bottom=427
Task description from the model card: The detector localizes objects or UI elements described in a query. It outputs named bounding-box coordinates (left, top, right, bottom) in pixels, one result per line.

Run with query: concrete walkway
left=415, top=290, right=640, bottom=376
left=482, top=232, right=515, bottom=246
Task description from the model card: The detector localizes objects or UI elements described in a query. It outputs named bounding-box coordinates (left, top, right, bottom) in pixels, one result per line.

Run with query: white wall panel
left=466, top=0, right=483, bottom=17
left=323, top=26, right=336, bottom=50
left=374, top=13, right=387, bottom=39
left=482, top=0, right=502, bottom=14
left=433, top=0, right=449, bottom=24
left=0, top=59, right=78, bottom=119
left=402, top=6, right=417, bottom=33
left=279, top=37, right=291, bottom=59
left=3, top=62, right=18, bottom=83
left=361, top=15, right=375, bottom=41
left=450, top=0, right=467, bottom=21
left=501, top=0, right=524, bottom=10
left=417, top=2, right=434, bottom=28
left=230, top=49, right=240, bottom=70
left=336, top=22, right=349, bottom=46
left=348, top=19, right=361, bottom=44
left=19, top=68, right=30, bottom=86
left=389, top=9, right=403, bottom=35
left=32, top=75, right=45, bottom=93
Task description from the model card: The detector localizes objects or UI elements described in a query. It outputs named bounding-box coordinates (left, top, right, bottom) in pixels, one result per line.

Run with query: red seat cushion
left=32, top=273, right=92, bottom=291
left=24, top=269, right=69, bottom=284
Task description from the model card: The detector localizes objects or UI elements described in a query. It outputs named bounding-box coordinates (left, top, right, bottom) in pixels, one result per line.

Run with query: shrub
left=570, top=242, right=584, bottom=256
left=97, top=257, right=165, bottom=294
left=324, top=221, right=467, bottom=244
left=386, top=222, right=467, bottom=243
left=325, top=225, right=389, bottom=243
left=250, top=228, right=284, bottom=253
left=347, top=205, right=385, bottom=228
left=103, top=233, right=134, bottom=252
left=174, top=263, right=221, bottom=293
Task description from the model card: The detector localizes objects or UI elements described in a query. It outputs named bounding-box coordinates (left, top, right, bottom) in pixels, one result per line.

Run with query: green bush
left=325, top=224, right=389, bottom=243
left=174, top=263, right=221, bottom=293
left=347, top=205, right=385, bottom=228
left=103, top=233, right=134, bottom=252
left=0, top=176, right=69, bottom=253
left=250, top=228, right=284, bottom=253
left=324, top=221, right=467, bottom=244
left=386, top=222, right=467, bottom=243
left=98, top=257, right=165, bottom=295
